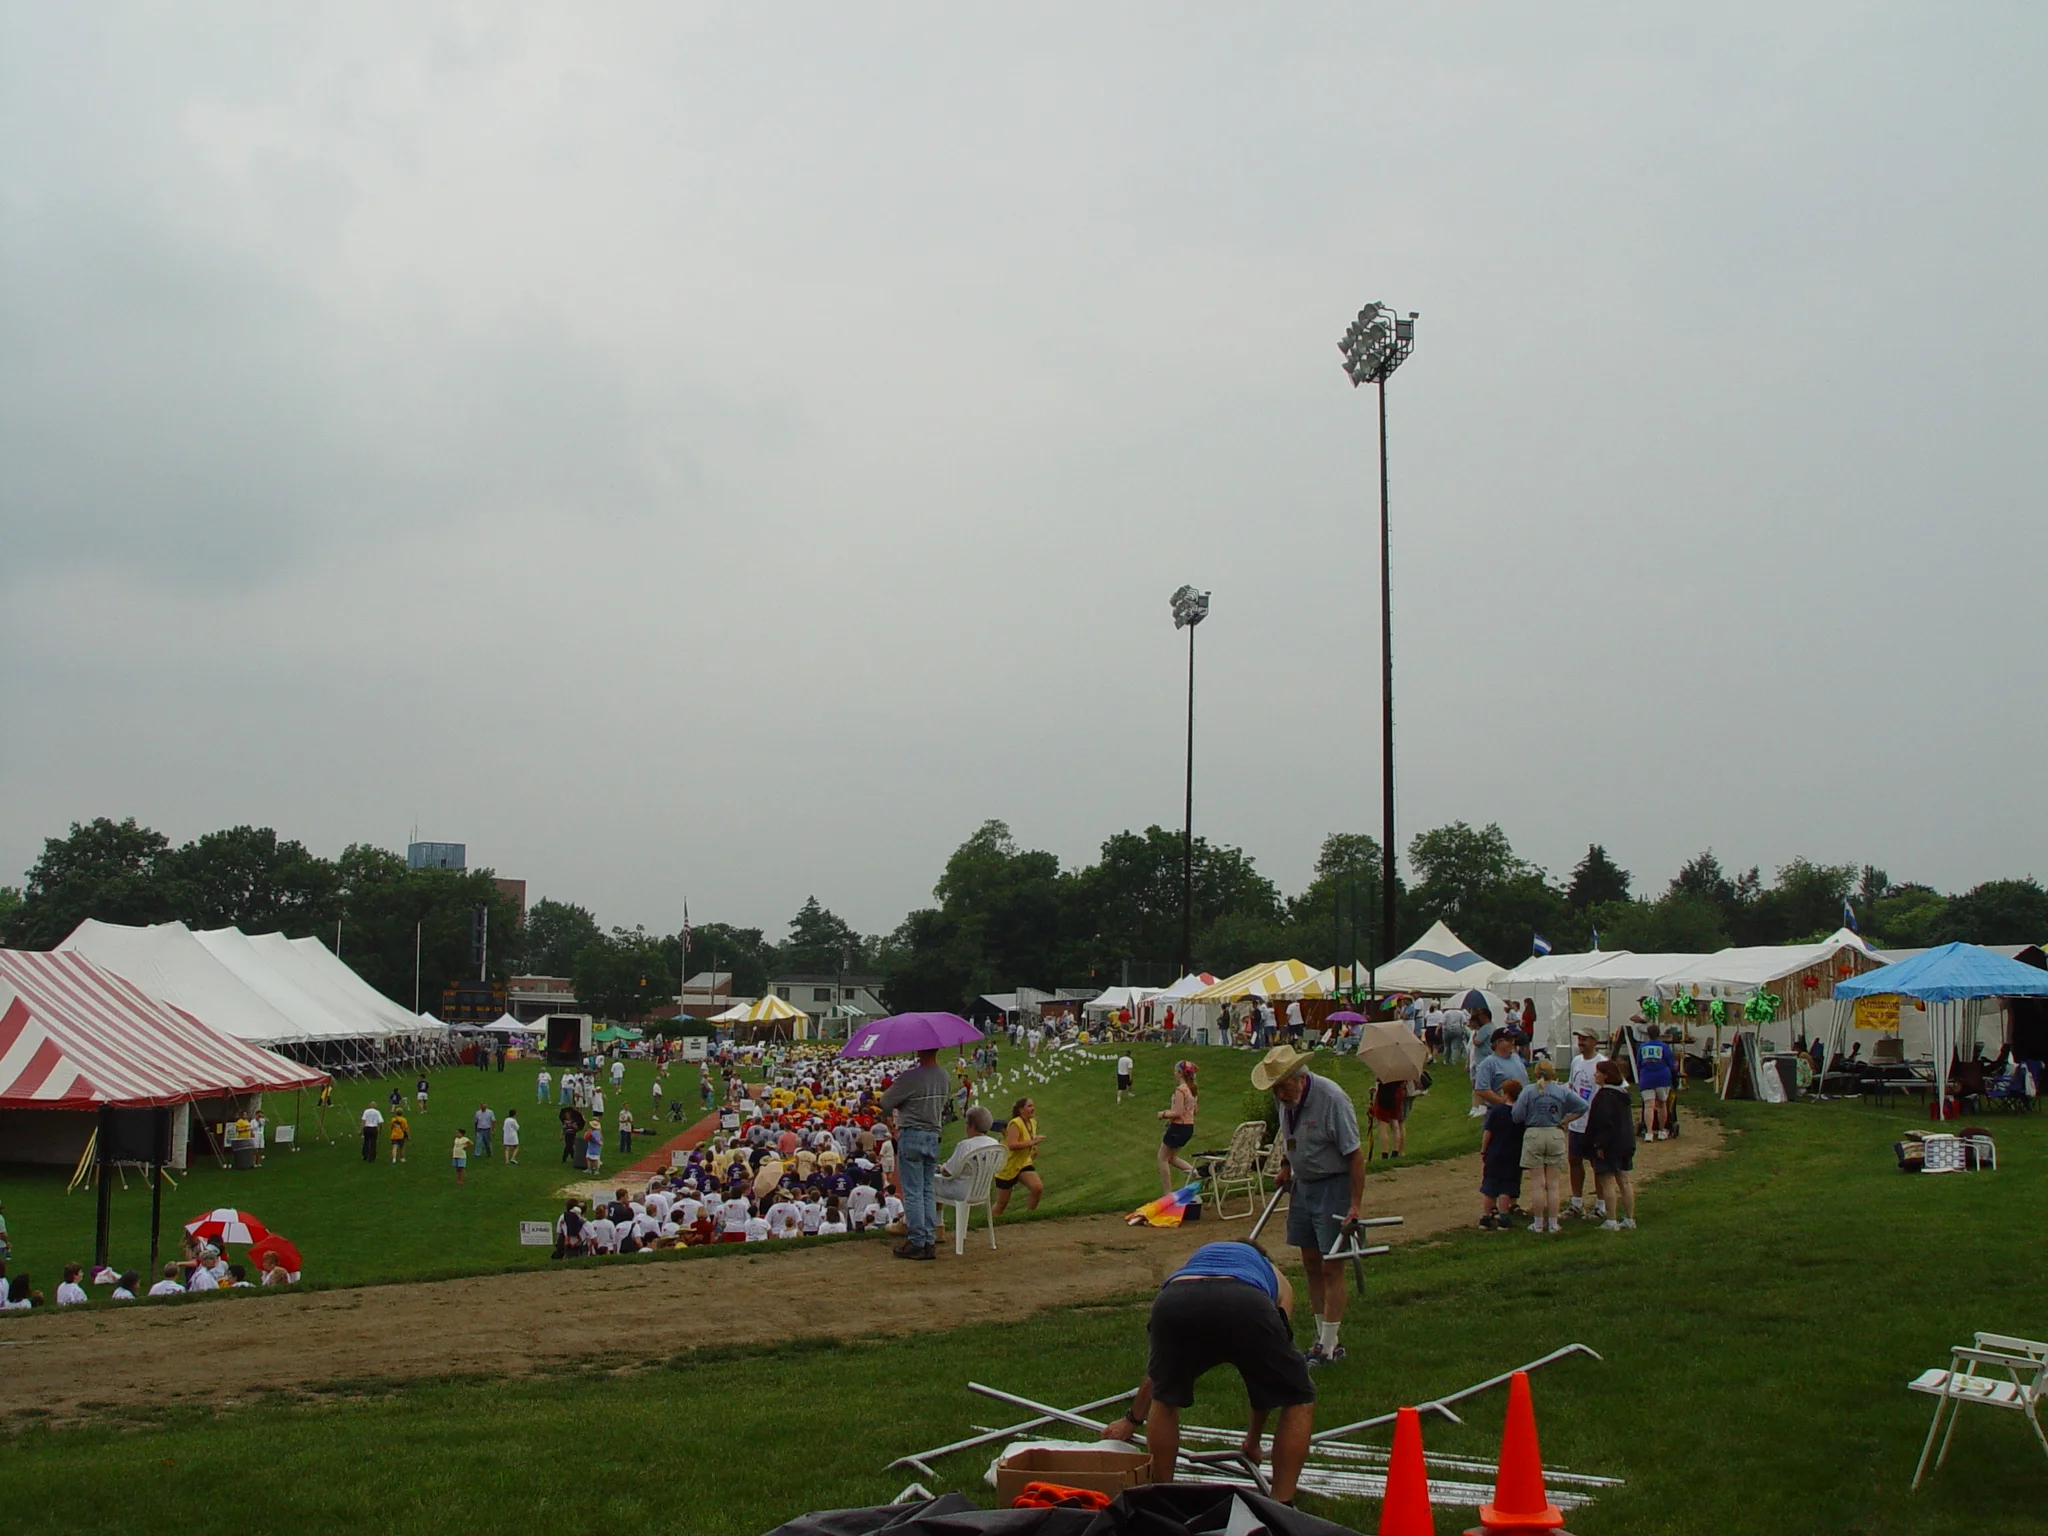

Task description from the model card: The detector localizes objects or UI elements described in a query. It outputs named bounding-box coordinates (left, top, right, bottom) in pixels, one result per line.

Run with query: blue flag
left=1842, top=898, right=1858, bottom=933
left=1590, top=925, right=1601, bottom=952
left=1531, top=933, right=1553, bottom=956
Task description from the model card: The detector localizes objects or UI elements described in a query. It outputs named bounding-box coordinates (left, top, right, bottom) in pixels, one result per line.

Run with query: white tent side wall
left=56, top=919, right=312, bottom=1044
left=246, top=933, right=398, bottom=1040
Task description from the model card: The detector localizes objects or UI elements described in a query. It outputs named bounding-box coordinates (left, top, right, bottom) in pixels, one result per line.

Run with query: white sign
left=518, top=1221, right=553, bottom=1247
left=273, top=1125, right=295, bottom=1144
left=670, top=1150, right=690, bottom=1167
left=681, top=1036, right=708, bottom=1061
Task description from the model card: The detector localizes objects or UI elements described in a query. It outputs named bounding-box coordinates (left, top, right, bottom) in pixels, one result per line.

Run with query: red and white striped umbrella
left=185, top=1208, right=269, bottom=1245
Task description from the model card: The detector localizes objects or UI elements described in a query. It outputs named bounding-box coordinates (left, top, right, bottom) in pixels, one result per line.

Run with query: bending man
left=1101, top=1239, right=1314, bottom=1502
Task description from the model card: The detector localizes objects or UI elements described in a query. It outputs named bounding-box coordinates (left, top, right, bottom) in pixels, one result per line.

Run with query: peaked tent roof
left=192, top=927, right=371, bottom=1041
left=1492, top=951, right=1619, bottom=987
left=58, top=920, right=313, bottom=1044
left=0, top=949, right=328, bottom=1110
left=285, top=936, right=440, bottom=1036
left=1187, top=960, right=1317, bottom=1003
left=1564, top=952, right=1709, bottom=991
left=725, top=994, right=807, bottom=1023
left=1151, top=974, right=1217, bottom=1002
left=247, top=933, right=406, bottom=1040
left=1836, top=942, right=2048, bottom=1002
left=1654, top=935, right=1884, bottom=999
left=1373, top=922, right=1504, bottom=994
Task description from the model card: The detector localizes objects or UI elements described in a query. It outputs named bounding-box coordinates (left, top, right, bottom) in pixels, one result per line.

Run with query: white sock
left=1317, top=1320, right=1340, bottom=1351
left=1567, top=1196, right=1583, bottom=1210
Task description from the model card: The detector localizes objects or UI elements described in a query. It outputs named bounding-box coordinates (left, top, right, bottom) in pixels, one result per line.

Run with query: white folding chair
left=1908, top=1337, right=2048, bottom=1488
left=936, top=1143, right=1007, bottom=1255
left=1199, top=1121, right=1268, bottom=1220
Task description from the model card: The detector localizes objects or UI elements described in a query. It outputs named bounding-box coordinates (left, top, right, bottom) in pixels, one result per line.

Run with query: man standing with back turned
left=879, top=1047, right=951, bottom=1261
left=1252, top=1045, right=1365, bottom=1368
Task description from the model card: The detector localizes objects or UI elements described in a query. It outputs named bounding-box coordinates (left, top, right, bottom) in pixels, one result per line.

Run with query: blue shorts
left=1285, top=1173, right=1352, bottom=1254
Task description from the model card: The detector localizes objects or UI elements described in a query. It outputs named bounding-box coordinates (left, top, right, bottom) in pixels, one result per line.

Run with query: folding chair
left=1197, top=1122, right=1268, bottom=1220
left=1908, top=1335, right=2048, bottom=1488
left=936, top=1143, right=1006, bottom=1255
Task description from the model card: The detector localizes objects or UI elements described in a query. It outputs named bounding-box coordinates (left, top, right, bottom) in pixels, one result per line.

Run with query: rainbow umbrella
left=1126, top=1183, right=1204, bottom=1228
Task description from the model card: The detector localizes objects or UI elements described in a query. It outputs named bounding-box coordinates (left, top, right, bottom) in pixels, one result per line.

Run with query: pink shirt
left=777, top=1130, right=799, bottom=1156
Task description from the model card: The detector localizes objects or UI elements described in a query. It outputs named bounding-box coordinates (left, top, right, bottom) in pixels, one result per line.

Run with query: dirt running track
left=0, top=1123, right=1721, bottom=1420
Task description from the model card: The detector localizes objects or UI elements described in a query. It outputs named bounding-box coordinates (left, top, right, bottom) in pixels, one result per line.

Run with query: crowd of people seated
left=0, top=1229, right=299, bottom=1311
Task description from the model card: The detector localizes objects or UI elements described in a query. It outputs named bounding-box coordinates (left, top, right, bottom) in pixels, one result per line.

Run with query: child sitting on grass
left=1479, top=1078, right=1525, bottom=1230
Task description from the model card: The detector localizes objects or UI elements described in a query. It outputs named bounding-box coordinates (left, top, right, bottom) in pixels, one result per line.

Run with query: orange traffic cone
left=1464, top=1371, right=1570, bottom=1535
left=1378, top=1406, right=1435, bottom=1536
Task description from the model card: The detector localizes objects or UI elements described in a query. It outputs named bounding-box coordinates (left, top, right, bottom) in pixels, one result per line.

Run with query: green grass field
left=2, top=1093, right=2043, bottom=1534
left=0, top=1043, right=1465, bottom=1289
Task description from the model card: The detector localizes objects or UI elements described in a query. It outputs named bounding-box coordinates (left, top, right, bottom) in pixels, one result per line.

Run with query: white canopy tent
left=59, top=919, right=314, bottom=1046
left=1373, top=921, right=1504, bottom=995
left=193, top=927, right=377, bottom=1042
left=247, top=932, right=418, bottom=1042
left=1654, top=931, right=1886, bottom=1050
left=1085, top=985, right=1158, bottom=1016
left=286, top=936, right=444, bottom=1038
left=1491, top=951, right=1615, bottom=1051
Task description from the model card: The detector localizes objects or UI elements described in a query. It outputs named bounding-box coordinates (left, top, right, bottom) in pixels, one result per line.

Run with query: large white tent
left=193, top=926, right=370, bottom=1042
left=60, top=919, right=313, bottom=1046
left=1373, top=921, right=1504, bottom=995
left=1490, top=950, right=1615, bottom=1050
left=275, top=934, right=437, bottom=1039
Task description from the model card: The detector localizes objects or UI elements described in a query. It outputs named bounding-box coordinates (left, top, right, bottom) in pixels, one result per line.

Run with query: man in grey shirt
left=879, top=1048, right=951, bottom=1260
left=1253, top=1046, right=1364, bottom=1369
left=1473, top=1031, right=1529, bottom=1107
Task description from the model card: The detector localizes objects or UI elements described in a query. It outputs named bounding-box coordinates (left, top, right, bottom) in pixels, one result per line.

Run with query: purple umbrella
left=1326, top=1011, right=1370, bottom=1024
left=839, top=1012, right=984, bottom=1059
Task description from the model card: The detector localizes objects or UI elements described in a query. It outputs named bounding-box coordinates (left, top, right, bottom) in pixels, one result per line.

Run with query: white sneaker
left=1600, top=1219, right=1622, bottom=1231
left=1468, top=1107, right=1486, bottom=1118
left=1653, top=1130, right=1667, bottom=1141
left=1621, top=1217, right=1637, bottom=1229
left=1529, top=1219, right=1545, bottom=1234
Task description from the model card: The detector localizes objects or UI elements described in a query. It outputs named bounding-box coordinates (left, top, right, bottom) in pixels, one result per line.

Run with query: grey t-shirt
left=1511, top=1081, right=1577, bottom=1129
left=879, top=1063, right=951, bottom=1133
left=1281, top=1072, right=1362, bottom=1182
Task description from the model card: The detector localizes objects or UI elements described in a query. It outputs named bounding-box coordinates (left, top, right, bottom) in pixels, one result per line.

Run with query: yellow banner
left=1854, top=995, right=1901, bottom=1032
left=1569, top=988, right=1608, bottom=1018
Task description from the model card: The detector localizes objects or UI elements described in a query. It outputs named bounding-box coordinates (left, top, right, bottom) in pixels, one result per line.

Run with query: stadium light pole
left=1170, top=585, right=1211, bottom=979
left=1338, top=304, right=1417, bottom=1001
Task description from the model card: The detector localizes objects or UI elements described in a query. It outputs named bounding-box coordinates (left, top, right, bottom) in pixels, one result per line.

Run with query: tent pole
left=94, top=1105, right=115, bottom=1268
left=148, top=1111, right=166, bottom=1275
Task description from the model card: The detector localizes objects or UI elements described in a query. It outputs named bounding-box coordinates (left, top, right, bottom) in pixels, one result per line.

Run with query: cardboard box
left=994, top=1446, right=1153, bottom=1507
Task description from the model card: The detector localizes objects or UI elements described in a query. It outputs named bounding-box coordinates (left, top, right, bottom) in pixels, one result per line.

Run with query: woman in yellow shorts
left=992, top=1096, right=1044, bottom=1216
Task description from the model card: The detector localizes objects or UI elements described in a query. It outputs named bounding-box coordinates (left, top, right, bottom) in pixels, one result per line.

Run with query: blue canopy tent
left=1835, top=943, right=2048, bottom=1104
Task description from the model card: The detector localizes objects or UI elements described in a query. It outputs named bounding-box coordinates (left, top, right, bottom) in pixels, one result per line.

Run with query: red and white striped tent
left=0, top=949, right=328, bottom=1110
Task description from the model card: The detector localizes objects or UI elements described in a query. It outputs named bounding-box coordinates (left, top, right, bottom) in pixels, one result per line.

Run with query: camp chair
left=1257, top=1135, right=1288, bottom=1207
left=1908, top=1334, right=2048, bottom=1488
left=935, top=1142, right=1007, bottom=1255
left=1195, top=1122, right=1268, bottom=1220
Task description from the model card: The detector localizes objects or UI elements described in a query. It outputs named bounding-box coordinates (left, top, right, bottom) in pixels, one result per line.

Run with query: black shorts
left=1591, top=1144, right=1635, bottom=1175
left=1162, top=1123, right=1194, bottom=1150
left=993, top=1167, right=1033, bottom=1190
left=1147, top=1278, right=1314, bottom=1412
left=1117, top=1074, right=1132, bottom=1090
left=1567, top=1130, right=1589, bottom=1162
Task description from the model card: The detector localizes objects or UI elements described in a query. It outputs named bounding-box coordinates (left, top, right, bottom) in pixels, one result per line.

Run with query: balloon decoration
left=1708, top=999, right=1729, bottom=1028
left=1638, top=995, right=1662, bottom=1023
left=1668, top=992, right=1697, bottom=1019
left=1743, top=990, right=1781, bottom=1024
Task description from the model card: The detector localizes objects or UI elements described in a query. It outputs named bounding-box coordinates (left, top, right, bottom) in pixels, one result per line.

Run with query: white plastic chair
left=1908, top=1334, right=2048, bottom=1488
left=936, top=1143, right=1007, bottom=1255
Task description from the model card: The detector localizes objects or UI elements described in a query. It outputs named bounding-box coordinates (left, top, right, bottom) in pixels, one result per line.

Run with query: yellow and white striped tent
left=713, top=993, right=808, bottom=1024
left=1186, top=959, right=1318, bottom=1003
left=1286, top=962, right=1378, bottom=1000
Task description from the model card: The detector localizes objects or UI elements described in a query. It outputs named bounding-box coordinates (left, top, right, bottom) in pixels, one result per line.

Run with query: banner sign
left=1569, top=988, right=1609, bottom=1018
left=1853, top=995, right=1901, bottom=1032
left=518, top=1221, right=554, bottom=1247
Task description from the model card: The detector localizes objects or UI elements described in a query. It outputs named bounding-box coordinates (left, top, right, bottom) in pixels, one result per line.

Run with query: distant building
left=494, top=878, right=527, bottom=923
left=408, top=842, right=466, bottom=871
left=677, top=971, right=735, bottom=1021
left=767, top=973, right=888, bottom=1031
left=508, top=974, right=577, bottom=1023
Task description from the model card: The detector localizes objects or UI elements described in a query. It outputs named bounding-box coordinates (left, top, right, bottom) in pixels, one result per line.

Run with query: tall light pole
left=1170, top=584, right=1210, bottom=978
left=1339, top=303, right=1417, bottom=1000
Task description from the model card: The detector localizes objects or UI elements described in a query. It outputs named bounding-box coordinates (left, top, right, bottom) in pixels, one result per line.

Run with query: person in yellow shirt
left=389, top=1111, right=410, bottom=1163
left=992, top=1096, right=1045, bottom=1216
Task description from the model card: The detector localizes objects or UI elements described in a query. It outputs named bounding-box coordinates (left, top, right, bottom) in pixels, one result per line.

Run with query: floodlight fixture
left=1338, top=301, right=1415, bottom=388
left=1170, top=584, right=1211, bottom=630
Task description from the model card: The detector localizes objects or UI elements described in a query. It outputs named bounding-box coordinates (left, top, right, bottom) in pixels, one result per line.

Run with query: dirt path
left=0, top=1122, right=1721, bottom=1420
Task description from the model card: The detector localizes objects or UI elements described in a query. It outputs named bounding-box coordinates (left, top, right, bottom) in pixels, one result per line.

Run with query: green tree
left=1868, top=884, right=1948, bottom=948
left=329, top=844, right=524, bottom=1013
left=1567, top=844, right=1631, bottom=910
left=1073, top=824, right=1282, bottom=980
left=876, top=908, right=977, bottom=1013
left=668, top=921, right=775, bottom=997
left=1748, top=857, right=1857, bottom=944
left=1932, top=879, right=2048, bottom=946
left=778, top=896, right=869, bottom=974
left=164, top=825, right=338, bottom=934
left=4, top=816, right=180, bottom=949
left=573, top=926, right=674, bottom=1021
left=1585, top=892, right=1729, bottom=954
left=1406, top=822, right=1568, bottom=963
left=1283, top=834, right=1391, bottom=966
left=523, top=898, right=602, bottom=976
left=0, top=886, right=19, bottom=933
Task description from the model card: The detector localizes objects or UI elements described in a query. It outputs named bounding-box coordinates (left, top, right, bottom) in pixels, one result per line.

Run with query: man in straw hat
left=1251, top=1045, right=1364, bottom=1368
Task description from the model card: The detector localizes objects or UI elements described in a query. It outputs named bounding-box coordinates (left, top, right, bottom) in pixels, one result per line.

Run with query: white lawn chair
left=935, top=1143, right=1006, bottom=1255
left=1198, top=1121, right=1268, bottom=1220
left=1908, top=1333, right=2048, bottom=1488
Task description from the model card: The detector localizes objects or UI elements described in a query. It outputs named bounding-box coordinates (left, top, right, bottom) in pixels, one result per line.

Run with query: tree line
left=5, top=815, right=2045, bottom=1020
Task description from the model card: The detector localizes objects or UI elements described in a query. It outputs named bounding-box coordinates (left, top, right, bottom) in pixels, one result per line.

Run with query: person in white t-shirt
left=1115, top=1053, right=1134, bottom=1104
left=501, top=1109, right=521, bottom=1165
left=742, top=1212, right=771, bottom=1242
left=187, top=1264, right=219, bottom=1292
left=818, top=1201, right=848, bottom=1235
left=584, top=1214, right=617, bottom=1254
left=1564, top=1023, right=1609, bottom=1220
left=800, top=1196, right=825, bottom=1235
left=145, top=1264, right=184, bottom=1297
left=769, top=1200, right=803, bottom=1240
left=677, top=1194, right=706, bottom=1229
left=846, top=1184, right=878, bottom=1225
left=111, top=1271, right=140, bottom=1300
left=720, top=1194, right=750, bottom=1234
left=359, top=1103, right=385, bottom=1162
left=55, top=1263, right=89, bottom=1306
left=610, top=1058, right=626, bottom=1090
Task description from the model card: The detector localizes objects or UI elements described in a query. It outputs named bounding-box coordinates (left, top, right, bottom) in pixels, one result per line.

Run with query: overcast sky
left=3, top=5, right=2044, bottom=943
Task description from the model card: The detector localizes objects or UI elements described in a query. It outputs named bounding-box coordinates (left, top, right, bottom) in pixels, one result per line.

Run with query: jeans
left=537, top=1083, right=549, bottom=1102
left=618, top=1128, right=632, bottom=1154
left=897, top=1127, right=942, bottom=1248
left=475, top=1129, right=492, bottom=1156
left=361, top=1127, right=377, bottom=1162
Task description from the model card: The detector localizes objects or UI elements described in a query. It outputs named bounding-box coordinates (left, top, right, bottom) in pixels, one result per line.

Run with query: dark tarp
left=768, top=1486, right=1362, bottom=1536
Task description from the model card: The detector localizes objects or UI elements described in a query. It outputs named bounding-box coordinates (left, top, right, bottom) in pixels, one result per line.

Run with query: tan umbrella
left=1355, top=1021, right=1428, bottom=1084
